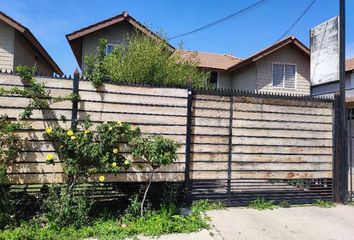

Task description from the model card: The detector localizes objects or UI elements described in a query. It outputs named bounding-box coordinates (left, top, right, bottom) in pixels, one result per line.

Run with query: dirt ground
left=139, top=204, right=354, bottom=240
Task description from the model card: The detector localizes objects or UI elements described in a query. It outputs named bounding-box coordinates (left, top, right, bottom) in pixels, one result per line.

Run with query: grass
left=312, top=199, right=335, bottom=208
left=0, top=200, right=223, bottom=240
left=248, top=198, right=277, bottom=210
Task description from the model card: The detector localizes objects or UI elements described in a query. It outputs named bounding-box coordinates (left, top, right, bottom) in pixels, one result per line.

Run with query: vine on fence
left=0, top=66, right=80, bottom=119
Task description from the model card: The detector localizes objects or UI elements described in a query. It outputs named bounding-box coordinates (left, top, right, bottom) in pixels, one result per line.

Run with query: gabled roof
left=227, top=36, right=309, bottom=72
left=177, top=50, right=242, bottom=71
left=347, top=58, right=354, bottom=73
left=0, top=11, right=63, bottom=75
left=66, top=11, right=175, bottom=67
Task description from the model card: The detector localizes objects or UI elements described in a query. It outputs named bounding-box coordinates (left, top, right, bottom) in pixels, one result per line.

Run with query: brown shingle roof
left=346, top=58, right=354, bottom=73
left=0, top=11, right=63, bottom=75
left=227, top=36, right=309, bottom=72
left=177, top=50, right=242, bottom=71
left=66, top=11, right=174, bottom=68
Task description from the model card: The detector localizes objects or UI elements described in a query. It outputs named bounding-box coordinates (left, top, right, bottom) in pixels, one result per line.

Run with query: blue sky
left=1, top=0, right=353, bottom=75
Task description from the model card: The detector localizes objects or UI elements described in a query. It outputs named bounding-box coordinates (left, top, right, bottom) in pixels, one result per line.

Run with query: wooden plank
left=191, top=153, right=228, bottom=161
left=233, top=137, right=333, bottom=147
left=234, top=102, right=333, bottom=115
left=192, top=126, right=229, bottom=135
left=232, top=154, right=332, bottom=163
left=231, top=171, right=333, bottom=179
left=0, top=108, right=72, bottom=120
left=78, top=111, right=186, bottom=125
left=191, top=135, right=229, bottom=144
left=191, top=144, right=229, bottom=153
left=190, top=162, right=228, bottom=171
left=79, top=80, right=188, bottom=98
left=234, top=96, right=333, bottom=109
left=79, top=91, right=187, bottom=107
left=8, top=162, right=185, bottom=174
left=7, top=173, right=65, bottom=184
left=233, top=119, right=332, bottom=131
left=190, top=171, right=228, bottom=180
left=233, top=128, right=333, bottom=139
left=193, top=99, right=230, bottom=110
left=233, top=111, right=333, bottom=123
left=232, top=145, right=332, bottom=155
left=192, top=117, right=229, bottom=127
left=194, top=94, right=230, bottom=102
left=231, top=162, right=332, bottom=171
left=193, top=108, right=229, bottom=119
left=0, top=96, right=72, bottom=109
left=79, top=101, right=187, bottom=116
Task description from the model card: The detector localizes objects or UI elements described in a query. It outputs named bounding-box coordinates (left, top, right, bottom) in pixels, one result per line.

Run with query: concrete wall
left=255, top=45, right=310, bottom=95
left=230, top=64, right=257, bottom=90
left=0, top=20, right=15, bottom=71
left=218, top=72, right=232, bottom=89
left=13, top=32, right=54, bottom=75
left=81, top=21, right=135, bottom=71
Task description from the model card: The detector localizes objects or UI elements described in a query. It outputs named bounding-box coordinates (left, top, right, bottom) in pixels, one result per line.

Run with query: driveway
left=140, top=205, right=354, bottom=240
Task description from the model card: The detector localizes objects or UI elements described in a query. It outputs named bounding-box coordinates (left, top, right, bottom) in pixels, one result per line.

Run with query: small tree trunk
left=141, top=169, right=154, bottom=217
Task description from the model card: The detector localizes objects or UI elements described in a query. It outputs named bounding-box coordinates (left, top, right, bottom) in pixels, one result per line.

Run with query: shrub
left=43, top=119, right=140, bottom=190
left=130, top=135, right=180, bottom=216
left=249, top=198, right=277, bottom=210
left=39, top=188, right=91, bottom=229
left=84, top=33, right=210, bottom=88
left=313, top=199, right=335, bottom=208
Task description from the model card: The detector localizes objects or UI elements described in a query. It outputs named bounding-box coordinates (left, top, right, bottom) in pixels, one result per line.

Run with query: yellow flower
left=116, top=121, right=122, bottom=126
left=124, top=160, right=130, bottom=165
left=71, top=136, right=76, bottom=140
left=112, top=148, right=119, bottom=154
left=45, top=128, right=53, bottom=134
left=59, top=145, right=64, bottom=149
left=67, top=130, right=74, bottom=136
left=46, top=154, right=53, bottom=161
left=108, top=126, right=113, bottom=131
left=98, top=175, right=105, bottom=182
left=111, top=162, right=117, bottom=167
left=84, top=129, right=91, bottom=134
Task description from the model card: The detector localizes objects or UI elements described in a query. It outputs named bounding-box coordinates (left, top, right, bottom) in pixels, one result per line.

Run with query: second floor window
left=272, top=63, right=296, bottom=88
left=106, top=44, right=115, bottom=55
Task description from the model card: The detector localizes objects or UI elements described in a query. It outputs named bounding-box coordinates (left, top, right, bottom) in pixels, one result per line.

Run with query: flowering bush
left=43, top=119, right=140, bottom=188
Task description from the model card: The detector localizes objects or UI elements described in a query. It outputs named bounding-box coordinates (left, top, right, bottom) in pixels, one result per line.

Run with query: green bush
left=313, top=199, right=335, bottom=208
left=84, top=33, right=210, bottom=88
left=130, top=135, right=180, bottom=216
left=40, top=188, right=91, bottom=229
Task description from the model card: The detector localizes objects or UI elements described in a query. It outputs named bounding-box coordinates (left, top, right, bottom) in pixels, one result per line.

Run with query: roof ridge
left=180, top=49, right=242, bottom=60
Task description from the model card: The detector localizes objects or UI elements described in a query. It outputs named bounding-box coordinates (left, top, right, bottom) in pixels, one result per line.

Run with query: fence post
left=184, top=80, right=193, bottom=204
left=227, top=96, right=234, bottom=203
left=71, top=69, right=80, bottom=130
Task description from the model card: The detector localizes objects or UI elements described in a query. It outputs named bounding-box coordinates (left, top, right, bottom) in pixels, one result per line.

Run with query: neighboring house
left=311, top=58, right=354, bottom=99
left=0, top=11, right=62, bottom=75
left=66, top=11, right=174, bottom=72
left=66, top=11, right=311, bottom=95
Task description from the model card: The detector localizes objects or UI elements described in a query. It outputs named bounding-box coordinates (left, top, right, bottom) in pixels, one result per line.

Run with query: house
left=311, top=58, right=354, bottom=99
left=0, top=11, right=62, bottom=75
left=66, top=11, right=311, bottom=95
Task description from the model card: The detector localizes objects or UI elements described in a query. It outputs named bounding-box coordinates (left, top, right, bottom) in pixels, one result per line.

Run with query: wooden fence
left=0, top=73, right=335, bottom=205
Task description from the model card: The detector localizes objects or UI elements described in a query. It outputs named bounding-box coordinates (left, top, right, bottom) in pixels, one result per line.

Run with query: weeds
left=249, top=198, right=277, bottom=210
left=313, top=199, right=335, bottom=208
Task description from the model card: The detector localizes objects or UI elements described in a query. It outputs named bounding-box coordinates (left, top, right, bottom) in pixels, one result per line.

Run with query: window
left=272, top=63, right=296, bottom=88
left=209, top=71, right=218, bottom=87
left=106, top=44, right=115, bottom=55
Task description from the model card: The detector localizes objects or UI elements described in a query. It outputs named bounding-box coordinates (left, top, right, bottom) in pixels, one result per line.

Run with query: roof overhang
left=0, top=11, right=63, bottom=75
left=66, top=11, right=175, bottom=68
left=227, top=36, right=310, bottom=72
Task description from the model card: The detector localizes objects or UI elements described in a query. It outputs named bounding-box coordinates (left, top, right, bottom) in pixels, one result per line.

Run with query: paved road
left=140, top=205, right=354, bottom=240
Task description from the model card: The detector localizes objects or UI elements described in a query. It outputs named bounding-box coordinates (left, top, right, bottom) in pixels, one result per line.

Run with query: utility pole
left=338, top=0, right=348, bottom=203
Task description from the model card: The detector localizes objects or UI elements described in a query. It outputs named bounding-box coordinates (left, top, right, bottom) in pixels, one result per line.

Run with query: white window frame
left=272, top=62, right=297, bottom=89
left=105, top=43, right=115, bottom=55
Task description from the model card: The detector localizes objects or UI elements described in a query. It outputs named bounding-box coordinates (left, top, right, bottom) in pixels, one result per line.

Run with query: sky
left=0, top=0, right=353, bottom=75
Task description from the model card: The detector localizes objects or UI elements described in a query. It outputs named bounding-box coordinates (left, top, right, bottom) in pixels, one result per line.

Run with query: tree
left=130, top=135, right=180, bottom=216
left=84, top=33, right=211, bottom=89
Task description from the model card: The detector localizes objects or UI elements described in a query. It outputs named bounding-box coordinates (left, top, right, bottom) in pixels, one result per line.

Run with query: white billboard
left=310, top=16, right=339, bottom=86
